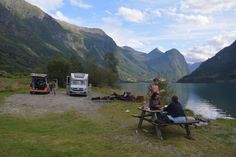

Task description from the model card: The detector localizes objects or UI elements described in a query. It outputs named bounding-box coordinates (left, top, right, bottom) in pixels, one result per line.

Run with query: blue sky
left=25, top=0, right=236, bottom=63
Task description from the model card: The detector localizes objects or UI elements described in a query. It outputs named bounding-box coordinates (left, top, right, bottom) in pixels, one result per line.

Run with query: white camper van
left=66, top=73, right=88, bottom=96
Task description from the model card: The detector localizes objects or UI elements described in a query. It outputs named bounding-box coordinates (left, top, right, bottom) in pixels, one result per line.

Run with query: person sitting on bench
left=164, top=96, right=186, bottom=123
left=149, top=92, right=161, bottom=110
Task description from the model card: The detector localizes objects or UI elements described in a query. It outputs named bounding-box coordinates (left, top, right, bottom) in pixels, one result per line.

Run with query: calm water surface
left=118, top=82, right=236, bottom=119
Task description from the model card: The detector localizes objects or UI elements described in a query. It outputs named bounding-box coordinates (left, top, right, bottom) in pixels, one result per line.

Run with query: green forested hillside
left=0, top=0, right=79, bottom=72
left=0, top=0, right=189, bottom=81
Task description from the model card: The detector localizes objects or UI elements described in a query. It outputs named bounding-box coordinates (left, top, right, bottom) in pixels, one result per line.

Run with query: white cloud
left=153, top=9, right=161, bottom=17
left=25, top=0, right=64, bottom=12
left=69, top=0, right=91, bottom=9
left=118, top=7, right=144, bottom=23
left=158, top=7, right=210, bottom=25
left=144, top=8, right=162, bottom=17
left=175, top=14, right=210, bottom=25
left=185, top=31, right=236, bottom=63
left=51, top=11, right=81, bottom=26
left=163, top=8, right=211, bottom=25
left=101, top=17, right=145, bottom=49
left=181, top=0, right=236, bottom=14
left=160, top=7, right=177, bottom=15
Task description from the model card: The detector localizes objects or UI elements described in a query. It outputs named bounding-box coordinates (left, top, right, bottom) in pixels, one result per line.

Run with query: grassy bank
left=0, top=76, right=29, bottom=105
left=0, top=78, right=235, bottom=157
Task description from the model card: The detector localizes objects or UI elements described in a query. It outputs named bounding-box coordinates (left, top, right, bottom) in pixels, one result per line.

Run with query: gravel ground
left=0, top=91, right=105, bottom=116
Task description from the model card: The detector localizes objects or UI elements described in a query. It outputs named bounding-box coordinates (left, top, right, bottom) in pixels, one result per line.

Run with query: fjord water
left=118, top=82, right=236, bottom=119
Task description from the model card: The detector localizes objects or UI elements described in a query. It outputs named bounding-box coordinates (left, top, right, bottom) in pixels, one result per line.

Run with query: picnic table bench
left=132, top=107, right=199, bottom=140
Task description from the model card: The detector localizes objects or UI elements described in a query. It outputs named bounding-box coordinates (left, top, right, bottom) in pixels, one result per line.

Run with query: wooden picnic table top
left=137, top=106, right=163, bottom=113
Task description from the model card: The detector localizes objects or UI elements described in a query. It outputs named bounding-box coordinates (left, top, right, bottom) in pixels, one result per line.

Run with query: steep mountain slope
left=117, top=47, right=154, bottom=81
left=179, top=40, right=236, bottom=83
left=146, top=48, right=163, bottom=59
left=0, top=0, right=78, bottom=72
left=58, top=21, right=118, bottom=65
left=146, top=49, right=189, bottom=81
left=118, top=47, right=189, bottom=81
left=0, top=0, right=189, bottom=81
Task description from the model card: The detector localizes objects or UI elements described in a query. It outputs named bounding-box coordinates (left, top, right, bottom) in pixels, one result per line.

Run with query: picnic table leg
left=185, top=124, right=191, bottom=136
left=154, top=125, right=163, bottom=140
left=152, top=113, right=163, bottom=140
left=138, top=111, right=145, bottom=129
left=184, top=124, right=194, bottom=140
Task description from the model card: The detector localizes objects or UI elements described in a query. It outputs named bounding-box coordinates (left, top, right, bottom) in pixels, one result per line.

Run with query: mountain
left=145, top=49, right=189, bottom=81
left=0, top=0, right=189, bottom=81
left=0, top=0, right=78, bottom=72
left=58, top=21, right=118, bottom=65
left=179, top=40, right=236, bottom=83
left=188, top=62, right=202, bottom=73
left=147, top=48, right=163, bottom=59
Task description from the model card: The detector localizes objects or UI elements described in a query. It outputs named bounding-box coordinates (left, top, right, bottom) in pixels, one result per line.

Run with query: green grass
left=0, top=76, right=29, bottom=105
left=92, top=86, right=122, bottom=95
left=98, top=101, right=236, bottom=157
left=0, top=100, right=235, bottom=157
left=0, top=81, right=235, bottom=157
left=0, top=111, right=109, bottom=157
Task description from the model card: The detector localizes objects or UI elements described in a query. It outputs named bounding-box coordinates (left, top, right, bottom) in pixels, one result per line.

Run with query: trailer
left=66, top=73, right=88, bottom=96
left=30, top=73, right=50, bottom=94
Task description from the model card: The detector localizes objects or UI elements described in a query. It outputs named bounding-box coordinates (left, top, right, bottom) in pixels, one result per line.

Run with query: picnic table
left=132, top=107, right=199, bottom=140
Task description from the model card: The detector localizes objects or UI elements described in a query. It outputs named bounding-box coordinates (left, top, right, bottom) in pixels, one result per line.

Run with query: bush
left=86, top=53, right=119, bottom=87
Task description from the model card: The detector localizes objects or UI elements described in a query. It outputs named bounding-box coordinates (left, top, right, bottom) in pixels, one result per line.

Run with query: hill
left=0, top=0, right=78, bottom=72
left=179, top=40, right=236, bottom=83
left=0, top=0, right=189, bottom=81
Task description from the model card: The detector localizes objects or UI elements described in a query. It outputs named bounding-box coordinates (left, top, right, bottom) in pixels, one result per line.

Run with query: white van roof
left=71, top=73, right=88, bottom=80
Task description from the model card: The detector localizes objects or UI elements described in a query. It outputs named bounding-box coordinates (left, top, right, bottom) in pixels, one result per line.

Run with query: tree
left=47, top=56, right=72, bottom=87
left=103, top=53, right=119, bottom=86
left=104, top=53, right=118, bottom=73
left=70, top=54, right=84, bottom=73
left=86, top=63, right=103, bottom=86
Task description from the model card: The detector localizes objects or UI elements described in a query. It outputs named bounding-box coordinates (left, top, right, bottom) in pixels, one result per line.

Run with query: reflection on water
left=118, top=82, right=236, bottom=119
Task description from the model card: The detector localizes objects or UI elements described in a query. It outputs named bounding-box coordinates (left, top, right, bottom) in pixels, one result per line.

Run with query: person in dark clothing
left=164, top=96, right=186, bottom=123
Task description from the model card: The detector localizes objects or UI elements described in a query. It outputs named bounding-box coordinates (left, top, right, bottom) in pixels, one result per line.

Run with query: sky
left=25, top=0, right=236, bottom=63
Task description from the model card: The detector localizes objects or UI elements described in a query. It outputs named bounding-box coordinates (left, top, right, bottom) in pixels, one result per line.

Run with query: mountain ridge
left=0, top=0, right=189, bottom=81
left=178, top=40, right=236, bottom=83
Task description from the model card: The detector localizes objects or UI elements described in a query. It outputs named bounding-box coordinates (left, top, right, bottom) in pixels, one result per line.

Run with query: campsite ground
left=0, top=76, right=235, bottom=157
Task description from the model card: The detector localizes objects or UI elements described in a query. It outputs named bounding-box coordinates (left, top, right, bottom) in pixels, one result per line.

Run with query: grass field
left=0, top=76, right=29, bottom=105
left=0, top=77, right=235, bottom=157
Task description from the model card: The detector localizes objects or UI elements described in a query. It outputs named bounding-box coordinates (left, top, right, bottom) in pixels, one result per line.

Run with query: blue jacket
left=164, top=102, right=185, bottom=117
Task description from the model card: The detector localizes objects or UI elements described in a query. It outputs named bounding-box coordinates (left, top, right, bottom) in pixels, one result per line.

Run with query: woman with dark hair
left=149, top=92, right=161, bottom=110
left=164, top=96, right=186, bottom=123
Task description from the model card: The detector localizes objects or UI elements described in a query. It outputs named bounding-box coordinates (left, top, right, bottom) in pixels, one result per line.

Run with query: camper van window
left=71, top=80, right=85, bottom=85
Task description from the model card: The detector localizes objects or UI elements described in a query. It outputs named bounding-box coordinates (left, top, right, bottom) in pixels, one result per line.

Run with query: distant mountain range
left=0, top=0, right=189, bottom=81
left=179, top=40, right=236, bottom=83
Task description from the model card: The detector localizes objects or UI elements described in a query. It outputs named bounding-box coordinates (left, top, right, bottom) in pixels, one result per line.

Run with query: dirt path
left=0, top=91, right=105, bottom=116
